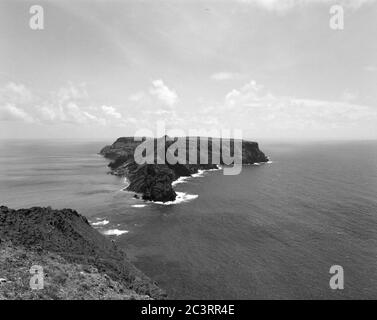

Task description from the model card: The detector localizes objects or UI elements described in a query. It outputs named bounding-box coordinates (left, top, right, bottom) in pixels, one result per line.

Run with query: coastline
left=100, top=136, right=269, bottom=203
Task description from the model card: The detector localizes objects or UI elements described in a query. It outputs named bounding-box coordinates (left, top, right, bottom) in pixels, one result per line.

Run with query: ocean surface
left=1, top=139, right=377, bottom=299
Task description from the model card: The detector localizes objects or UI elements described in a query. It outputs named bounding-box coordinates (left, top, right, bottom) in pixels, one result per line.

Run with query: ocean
left=1, top=139, right=377, bottom=299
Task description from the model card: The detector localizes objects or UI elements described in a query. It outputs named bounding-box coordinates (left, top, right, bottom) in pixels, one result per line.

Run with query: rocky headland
left=100, top=136, right=268, bottom=202
left=0, top=206, right=166, bottom=300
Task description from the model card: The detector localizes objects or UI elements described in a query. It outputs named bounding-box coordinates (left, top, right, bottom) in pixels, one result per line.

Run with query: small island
left=100, top=136, right=268, bottom=202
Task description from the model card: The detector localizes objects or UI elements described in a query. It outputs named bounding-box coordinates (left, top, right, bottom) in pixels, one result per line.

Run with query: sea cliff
left=0, top=206, right=166, bottom=300
left=100, top=136, right=268, bottom=202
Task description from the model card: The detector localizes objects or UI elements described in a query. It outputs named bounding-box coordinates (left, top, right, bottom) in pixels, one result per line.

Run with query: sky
left=0, top=0, right=376, bottom=141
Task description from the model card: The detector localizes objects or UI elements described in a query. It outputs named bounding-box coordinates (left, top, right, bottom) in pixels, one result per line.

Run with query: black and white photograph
left=0, top=0, right=377, bottom=309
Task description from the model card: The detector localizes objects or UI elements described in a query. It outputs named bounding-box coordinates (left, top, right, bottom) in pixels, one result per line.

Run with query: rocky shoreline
left=0, top=206, right=166, bottom=300
left=100, top=136, right=269, bottom=202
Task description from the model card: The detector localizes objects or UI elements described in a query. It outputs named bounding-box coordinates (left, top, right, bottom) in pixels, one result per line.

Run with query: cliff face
left=0, top=206, right=166, bottom=300
left=100, top=136, right=268, bottom=202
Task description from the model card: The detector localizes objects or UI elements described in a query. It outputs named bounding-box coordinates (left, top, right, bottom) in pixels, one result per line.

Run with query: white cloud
left=83, top=111, right=106, bottom=125
left=100, top=105, right=138, bottom=126
left=288, top=98, right=377, bottom=121
left=149, top=79, right=178, bottom=107
left=0, top=82, right=128, bottom=127
left=0, top=82, right=33, bottom=105
left=126, top=80, right=181, bottom=126
left=0, top=83, right=35, bottom=123
left=210, top=72, right=243, bottom=81
left=101, top=105, right=122, bottom=119
left=64, top=102, right=90, bottom=124
left=52, top=85, right=107, bottom=125
left=225, top=80, right=266, bottom=108
left=222, top=79, right=377, bottom=134
left=0, top=103, right=35, bottom=123
left=1, top=81, right=177, bottom=128
left=2, top=82, right=33, bottom=104
left=2, top=79, right=376, bottom=139
left=51, top=101, right=104, bottom=125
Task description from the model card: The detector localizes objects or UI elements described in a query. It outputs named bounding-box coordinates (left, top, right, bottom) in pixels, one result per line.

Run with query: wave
left=119, top=177, right=130, bottom=191
left=132, top=204, right=147, bottom=208
left=154, top=192, right=198, bottom=206
left=244, top=161, right=273, bottom=166
left=191, top=170, right=205, bottom=178
left=127, top=165, right=220, bottom=207
left=91, top=219, right=109, bottom=226
left=173, top=165, right=221, bottom=185
left=102, top=229, right=129, bottom=236
left=172, top=176, right=191, bottom=186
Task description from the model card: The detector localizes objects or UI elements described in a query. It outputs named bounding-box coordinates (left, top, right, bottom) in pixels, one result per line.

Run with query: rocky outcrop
left=0, top=206, right=166, bottom=300
left=100, top=136, right=268, bottom=202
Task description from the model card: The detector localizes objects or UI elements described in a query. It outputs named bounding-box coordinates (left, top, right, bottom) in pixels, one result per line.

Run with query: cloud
left=60, top=102, right=105, bottom=125
left=287, top=98, right=377, bottom=122
left=0, top=82, right=35, bottom=123
left=149, top=79, right=178, bottom=107
left=0, top=103, right=35, bottom=123
left=127, top=77, right=377, bottom=138
left=221, top=79, right=377, bottom=135
left=0, top=82, right=129, bottom=127
left=210, top=72, right=243, bottom=81
left=46, top=84, right=107, bottom=125
left=101, top=105, right=122, bottom=119
left=2, top=79, right=376, bottom=139
left=237, top=0, right=376, bottom=11
left=1, top=82, right=33, bottom=104
left=126, top=80, right=182, bottom=127
left=0, top=79, right=177, bottom=129
left=225, top=80, right=267, bottom=108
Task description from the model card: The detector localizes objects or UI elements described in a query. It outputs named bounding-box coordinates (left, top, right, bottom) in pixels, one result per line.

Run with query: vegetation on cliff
left=0, top=206, right=166, bottom=300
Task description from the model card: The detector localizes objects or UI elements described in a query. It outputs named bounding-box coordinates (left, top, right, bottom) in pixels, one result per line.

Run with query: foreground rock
left=100, top=136, right=268, bottom=202
left=0, top=206, right=166, bottom=300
